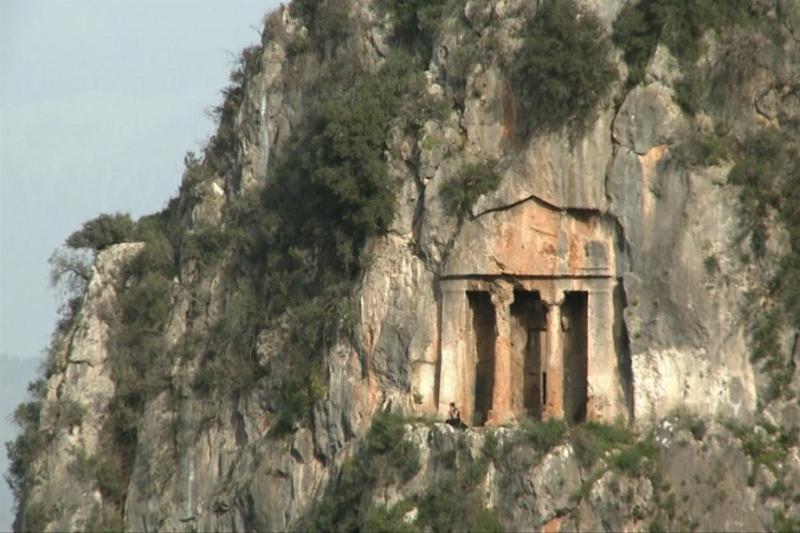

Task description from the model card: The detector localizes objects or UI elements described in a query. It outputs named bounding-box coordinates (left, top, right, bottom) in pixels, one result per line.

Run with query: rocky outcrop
left=29, top=243, right=144, bottom=531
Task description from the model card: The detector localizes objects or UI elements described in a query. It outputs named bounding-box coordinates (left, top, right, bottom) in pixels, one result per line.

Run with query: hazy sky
left=1, top=0, right=281, bottom=361
left=0, top=1, right=281, bottom=528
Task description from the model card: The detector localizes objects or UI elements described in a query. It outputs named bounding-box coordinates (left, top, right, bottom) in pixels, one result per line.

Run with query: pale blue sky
left=0, top=1, right=281, bottom=527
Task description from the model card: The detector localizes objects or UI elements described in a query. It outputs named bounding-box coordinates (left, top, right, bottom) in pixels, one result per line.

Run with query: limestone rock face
left=31, top=243, right=144, bottom=532
left=17, top=1, right=800, bottom=532
left=348, top=419, right=796, bottom=532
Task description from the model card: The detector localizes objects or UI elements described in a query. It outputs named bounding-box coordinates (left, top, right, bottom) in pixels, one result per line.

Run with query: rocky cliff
left=7, top=0, right=800, bottom=531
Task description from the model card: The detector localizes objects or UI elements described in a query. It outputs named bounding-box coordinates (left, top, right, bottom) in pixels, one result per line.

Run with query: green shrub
left=729, top=129, right=787, bottom=233
left=84, top=503, right=124, bottom=533
left=363, top=501, right=417, bottom=533
left=389, top=0, right=455, bottom=56
left=183, top=224, right=227, bottom=266
left=447, top=38, right=480, bottom=104
left=178, top=150, right=207, bottom=193
left=5, top=399, right=45, bottom=503
left=750, top=309, right=781, bottom=363
left=55, top=398, right=86, bottom=432
left=66, top=212, right=135, bottom=251
left=674, top=128, right=732, bottom=168
left=289, top=0, right=353, bottom=57
left=703, top=255, right=720, bottom=275
left=671, top=409, right=708, bottom=441
left=517, top=418, right=567, bottom=455
left=21, top=501, right=50, bottom=533
left=511, top=0, right=617, bottom=136
left=204, top=44, right=263, bottom=177
left=726, top=128, right=800, bottom=402
left=774, top=510, right=800, bottom=533
left=440, top=160, right=501, bottom=218
left=127, top=219, right=177, bottom=278
left=71, top=447, right=129, bottom=516
left=267, top=52, right=418, bottom=272
left=609, top=437, right=658, bottom=476
left=310, top=410, right=421, bottom=531
left=570, top=420, right=633, bottom=468
left=49, top=248, right=92, bottom=306
left=223, top=52, right=430, bottom=425
left=726, top=419, right=793, bottom=486
left=117, top=271, right=172, bottom=327
left=365, top=411, right=421, bottom=482
left=414, top=429, right=503, bottom=533
left=195, top=27, right=447, bottom=424
left=674, top=68, right=706, bottom=115
left=82, top=210, right=181, bottom=516
left=417, top=480, right=504, bottom=533
left=613, top=0, right=756, bottom=88
left=482, top=429, right=499, bottom=461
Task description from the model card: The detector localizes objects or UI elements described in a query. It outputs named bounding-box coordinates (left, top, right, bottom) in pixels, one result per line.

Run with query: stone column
left=586, top=281, right=626, bottom=422
left=438, top=280, right=468, bottom=418
left=487, top=282, right=514, bottom=425
left=543, top=296, right=564, bottom=419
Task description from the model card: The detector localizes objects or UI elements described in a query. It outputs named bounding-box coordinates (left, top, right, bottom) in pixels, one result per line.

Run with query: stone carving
left=433, top=199, right=629, bottom=426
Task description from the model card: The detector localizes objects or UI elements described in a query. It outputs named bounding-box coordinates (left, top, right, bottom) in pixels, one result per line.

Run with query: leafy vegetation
left=5, top=380, right=48, bottom=516
left=613, top=0, right=757, bottom=88
left=673, top=127, right=732, bottom=168
left=20, top=501, right=50, bottom=533
left=271, top=53, right=415, bottom=268
left=289, top=0, right=353, bottom=57
left=670, top=409, right=708, bottom=441
left=511, top=0, right=617, bottom=136
left=725, top=418, right=798, bottom=487
left=516, top=418, right=567, bottom=455
left=205, top=44, right=263, bottom=179
left=416, top=480, right=503, bottom=533
left=310, top=410, right=421, bottom=530
left=65, top=212, right=136, bottom=251
left=198, top=50, right=448, bottom=426
left=388, top=0, right=454, bottom=56
left=440, top=159, right=501, bottom=218
left=610, top=437, right=659, bottom=477
left=726, top=128, right=800, bottom=401
left=414, top=432, right=503, bottom=533
left=774, top=509, right=800, bottom=533
left=570, top=420, right=633, bottom=469
left=57, top=205, right=184, bottom=521
left=703, top=255, right=720, bottom=276
left=310, top=413, right=504, bottom=532
left=53, top=398, right=86, bottom=433
left=71, top=448, right=128, bottom=509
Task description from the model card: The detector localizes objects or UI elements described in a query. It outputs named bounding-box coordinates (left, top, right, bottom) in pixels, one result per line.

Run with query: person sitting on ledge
left=446, top=402, right=467, bottom=429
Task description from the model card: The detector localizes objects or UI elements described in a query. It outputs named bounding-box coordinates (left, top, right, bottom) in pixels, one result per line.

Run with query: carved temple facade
left=432, top=199, right=630, bottom=425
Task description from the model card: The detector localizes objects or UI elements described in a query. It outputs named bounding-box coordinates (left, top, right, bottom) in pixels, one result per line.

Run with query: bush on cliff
left=613, top=0, right=756, bottom=88
left=192, top=51, right=431, bottom=422
left=264, top=51, right=418, bottom=273
left=5, top=384, right=46, bottom=502
left=289, top=0, right=353, bottom=57
left=727, top=128, right=800, bottom=402
left=389, top=0, right=453, bottom=56
left=440, top=159, right=501, bottom=218
left=311, top=411, right=421, bottom=530
left=511, top=0, right=617, bottom=136
left=65, top=212, right=136, bottom=251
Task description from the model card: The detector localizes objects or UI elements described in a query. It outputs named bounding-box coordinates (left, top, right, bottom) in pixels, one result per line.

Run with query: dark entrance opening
left=562, top=291, right=588, bottom=424
left=468, top=291, right=495, bottom=426
left=510, top=290, right=547, bottom=419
